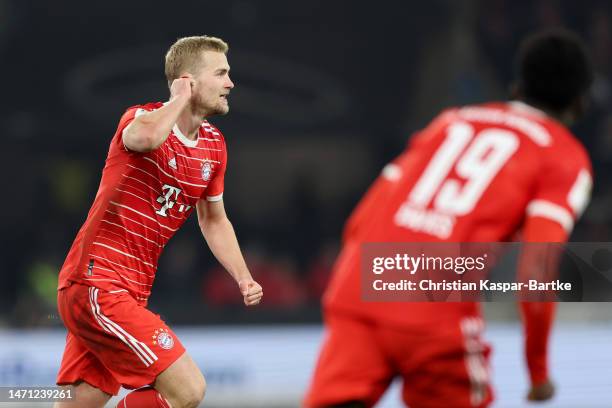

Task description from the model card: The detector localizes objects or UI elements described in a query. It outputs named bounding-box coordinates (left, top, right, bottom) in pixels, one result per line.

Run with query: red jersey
left=58, top=102, right=227, bottom=305
left=325, top=101, right=592, bottom=327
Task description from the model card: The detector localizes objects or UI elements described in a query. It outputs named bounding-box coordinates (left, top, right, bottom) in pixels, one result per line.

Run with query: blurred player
left=54, top=36, right=263, bottom=408
left=305, top=29, right=593, bottom=408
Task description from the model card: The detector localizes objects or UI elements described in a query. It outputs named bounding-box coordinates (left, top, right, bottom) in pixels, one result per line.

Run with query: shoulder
left=544, top=120, right=592, bottom=169
left=200, top=120, right=226, bottom=144
left=122, top=101, right=164, bottom=118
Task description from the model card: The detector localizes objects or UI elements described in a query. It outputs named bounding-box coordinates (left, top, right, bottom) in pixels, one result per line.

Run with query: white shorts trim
left=88, top=287, right=158, bottom=367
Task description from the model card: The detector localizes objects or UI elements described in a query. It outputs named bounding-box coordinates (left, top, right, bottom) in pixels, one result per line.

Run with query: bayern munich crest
left=202, top=162, right=212, bottom=181
left=152, top=328, right=174, bottom=350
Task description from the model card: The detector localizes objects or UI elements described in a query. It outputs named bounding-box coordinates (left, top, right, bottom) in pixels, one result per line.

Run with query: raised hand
left=170, top=75, right=194, bottom=101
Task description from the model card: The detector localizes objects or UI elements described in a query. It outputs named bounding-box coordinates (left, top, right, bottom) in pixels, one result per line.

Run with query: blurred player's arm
left=518, top=217, right=567, bottom=401
left=196, top=198, right=262, bottom=306
left=518, top=158, right=592, bottom=401
left=122, top=76, right=193, bottom=152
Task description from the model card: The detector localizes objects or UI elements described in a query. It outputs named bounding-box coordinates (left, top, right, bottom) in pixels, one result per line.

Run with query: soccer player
left=54, top=36, right=263, bottom=408
left=304, top=29, right=593, bottom=408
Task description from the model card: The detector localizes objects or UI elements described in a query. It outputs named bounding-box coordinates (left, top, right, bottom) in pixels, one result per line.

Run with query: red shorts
left=56, top=283, right=185, bottom=395
left=304, top=312, right=493, bottom=408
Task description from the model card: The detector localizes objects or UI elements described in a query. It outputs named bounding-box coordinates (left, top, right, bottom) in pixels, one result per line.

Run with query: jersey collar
left=172, top=124, right=199, bottom=148
left=508, top=101, right=547, bottom=118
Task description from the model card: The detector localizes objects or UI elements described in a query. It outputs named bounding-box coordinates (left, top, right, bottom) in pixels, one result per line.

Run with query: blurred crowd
left=2, top=0, right=611, bottom=326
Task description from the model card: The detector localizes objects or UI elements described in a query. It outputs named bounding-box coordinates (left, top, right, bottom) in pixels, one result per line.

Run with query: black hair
left=516, top=28, right=593, bottom=113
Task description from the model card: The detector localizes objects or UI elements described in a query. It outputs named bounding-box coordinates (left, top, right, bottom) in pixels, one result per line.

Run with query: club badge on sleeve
left=202, top=162, right=212, bottom=181
left=152, top=328, right=175, bottom=350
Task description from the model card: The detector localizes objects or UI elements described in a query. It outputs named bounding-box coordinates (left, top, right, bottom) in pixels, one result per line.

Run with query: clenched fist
left=170, top=75, right=194, bottom=101
left=238, top=279, right=263, bottom=306
left=527, top=379, right=555, bottom=402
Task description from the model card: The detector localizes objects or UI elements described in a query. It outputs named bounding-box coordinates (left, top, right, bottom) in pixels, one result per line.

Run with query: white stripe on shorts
left=88, top=287, right=158, bottom=367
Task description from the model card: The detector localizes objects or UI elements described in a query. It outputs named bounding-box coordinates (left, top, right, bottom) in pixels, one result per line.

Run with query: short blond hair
left=165, top=36, right=229, bottom=83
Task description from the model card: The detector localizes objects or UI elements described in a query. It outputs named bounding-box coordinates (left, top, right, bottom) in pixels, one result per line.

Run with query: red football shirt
left=58, top=102, right=227, bottom=305
left=325, top=101, right=592, bottom=327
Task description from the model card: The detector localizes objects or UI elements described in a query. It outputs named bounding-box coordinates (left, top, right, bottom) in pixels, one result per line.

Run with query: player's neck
left=515, top=98, right=570, bottom=126
left=175, top=110, right=204, bottom=141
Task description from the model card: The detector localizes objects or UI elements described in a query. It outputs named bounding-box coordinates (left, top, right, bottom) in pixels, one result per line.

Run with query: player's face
left=191, top=51, right=234, bottom=117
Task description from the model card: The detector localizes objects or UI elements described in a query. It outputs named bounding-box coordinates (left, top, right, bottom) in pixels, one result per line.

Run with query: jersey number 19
left=408, top=122, right=519, bottom=215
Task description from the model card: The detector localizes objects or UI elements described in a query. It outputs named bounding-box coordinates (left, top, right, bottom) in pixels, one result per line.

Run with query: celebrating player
left=305, top=29, right=593, bottom=408
left=54, top=36, right=263, bottom=408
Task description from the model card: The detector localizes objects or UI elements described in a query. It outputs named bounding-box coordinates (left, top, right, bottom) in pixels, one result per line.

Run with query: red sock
left=115, top=387, right=171, bottom=408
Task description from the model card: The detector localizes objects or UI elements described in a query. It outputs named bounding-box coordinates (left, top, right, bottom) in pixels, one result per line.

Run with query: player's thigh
left=55, top=330, right=120, bottom=399
left=304, top=313, right=393, bottom=408
left=60, top=284, right=186, bottom=390
left=154, top=352, right=206, bottom=407
left=53, top=381, right=111, bottom=408
left=398, top=318, right=493, bottom=408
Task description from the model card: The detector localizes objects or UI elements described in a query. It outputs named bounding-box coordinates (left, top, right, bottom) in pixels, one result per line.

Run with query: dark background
left=1, top=0, right=611, bottom=326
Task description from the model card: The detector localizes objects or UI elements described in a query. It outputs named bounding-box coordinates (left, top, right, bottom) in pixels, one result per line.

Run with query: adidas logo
left=168, top=157, right=177, bottom=170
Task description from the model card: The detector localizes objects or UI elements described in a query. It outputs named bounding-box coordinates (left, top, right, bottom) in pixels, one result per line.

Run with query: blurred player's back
left=306, top=28, right=594, bottom=408
left=324, top=101, right=591, bottom=327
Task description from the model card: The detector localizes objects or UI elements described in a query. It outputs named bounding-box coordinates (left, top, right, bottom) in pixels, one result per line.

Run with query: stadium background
left=1, top=0, right=611, bottom=406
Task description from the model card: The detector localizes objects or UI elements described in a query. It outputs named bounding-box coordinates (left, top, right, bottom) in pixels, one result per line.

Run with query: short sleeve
left=525, top=147, right=592, bottom=233
left=115, top=107, right=149, bottom=152
left=205, top=139, right=228, bottom=202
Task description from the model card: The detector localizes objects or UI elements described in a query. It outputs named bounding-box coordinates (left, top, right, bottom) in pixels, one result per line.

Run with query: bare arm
left=518, top=216, right=568, bottom=402
left=196, top=198, right=262, bottom=306
left=122, top=77, right=193, bottom=152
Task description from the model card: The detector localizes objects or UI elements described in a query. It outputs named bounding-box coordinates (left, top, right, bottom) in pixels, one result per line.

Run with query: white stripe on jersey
left=126, top=163, right=162, bottom=185
left=115, top=187, right=156, bottom=207
left=121, top=172, right=200, bottom=200
left=188, top=145, right=223, bottom=152
left=142, top=157, right=208, bottom=188
left=91, top=265, right=153, bottom=287
left=115, top=187, right=185, bottom=221
left=151, top=151, right=205, bottom=180
left=117, top=180, right=160, bottom=202
left=526, top=199, right=574, bottom=233
left=105, top=209, right=171, bottom=240
left=149, top=152, right=214, bottom=187
left=93, top=242, right=155, bottom=268
left=100, top=219, right=162, bottom=247
left=83, top=278, right=122, bottom=283
left=95, top=233, right=157, bottom=259
left=109, top=201, right=178, bottom=232
left=166, top=146, right=221, bottom=164
left=89, top=254, right=156, bottom=277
